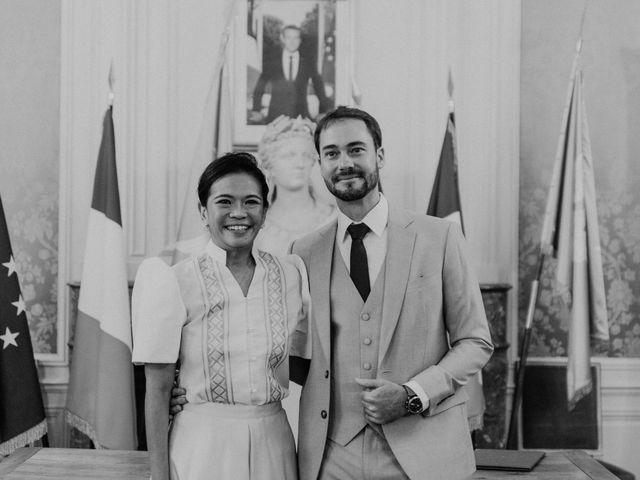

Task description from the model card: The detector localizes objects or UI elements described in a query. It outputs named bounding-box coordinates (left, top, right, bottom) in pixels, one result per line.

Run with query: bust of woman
left=254, top=115, right=335, bottom=255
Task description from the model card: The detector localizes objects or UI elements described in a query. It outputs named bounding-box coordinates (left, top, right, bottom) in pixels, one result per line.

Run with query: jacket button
left=324, top=370, right=329, bottom=378
left=321, top=410, right=327, bottom=419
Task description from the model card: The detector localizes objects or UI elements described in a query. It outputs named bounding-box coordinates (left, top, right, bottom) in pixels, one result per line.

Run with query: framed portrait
left=232, top=0, right=351, bottom=147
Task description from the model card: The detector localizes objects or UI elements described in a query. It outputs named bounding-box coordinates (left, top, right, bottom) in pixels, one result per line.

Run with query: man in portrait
left=249, top=24, right=332, bottom=124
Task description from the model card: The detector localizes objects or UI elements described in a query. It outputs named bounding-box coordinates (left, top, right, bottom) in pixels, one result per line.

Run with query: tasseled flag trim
left=0, top=419, right=47, bottom=456
left=65, top=410, right=103, bottom=449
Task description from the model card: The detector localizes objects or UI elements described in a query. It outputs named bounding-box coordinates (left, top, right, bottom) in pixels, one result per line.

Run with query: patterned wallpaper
left=520, top=0, right=640, bottom=358
left=0, top=1, right=60, bottom=355
left=4, top=188, right=59, bottom=355
left=519, top=186, right=640, bottom=357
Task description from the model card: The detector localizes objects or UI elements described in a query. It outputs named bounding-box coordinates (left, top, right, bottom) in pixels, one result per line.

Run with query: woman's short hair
left=197, top=152, right=269, bottom=208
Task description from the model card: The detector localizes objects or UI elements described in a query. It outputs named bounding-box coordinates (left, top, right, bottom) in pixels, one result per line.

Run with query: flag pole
left=447, top=69, right=465, bottom=234
left=506, top=253, right=546, bottom=448
left=505, top=23, right=586, bottom=449
left=108, top=60, right=115, bottom=107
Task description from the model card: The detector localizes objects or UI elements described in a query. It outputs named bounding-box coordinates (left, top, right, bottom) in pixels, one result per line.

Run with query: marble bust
left=255, top=115, right=335, bottom=255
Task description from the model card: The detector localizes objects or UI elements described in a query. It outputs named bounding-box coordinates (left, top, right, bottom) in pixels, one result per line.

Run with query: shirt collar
left=337, top=193, right=388, bottom=242
left=282, top=50, right=300, bottom=60
left=205, top=239, right=260, bottom=265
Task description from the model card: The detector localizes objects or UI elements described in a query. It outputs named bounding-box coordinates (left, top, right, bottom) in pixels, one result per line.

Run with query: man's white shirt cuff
left=404, top=380, right=430, bottom=412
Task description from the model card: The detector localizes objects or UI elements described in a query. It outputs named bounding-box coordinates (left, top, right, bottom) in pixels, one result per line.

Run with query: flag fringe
left=568, top=382, right=592, bottom=411
left=65, top=410, right=104, bottom=449
left=468, top=413, right=484, bottom=432
left=0, top=419, right=48, bottom=456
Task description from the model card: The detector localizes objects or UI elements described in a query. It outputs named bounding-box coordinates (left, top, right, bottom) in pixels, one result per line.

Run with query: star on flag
left=2, top=255, right=16, bottom=277
left=0, top=326, right=20, bottom=349
left=12, top=294, right=26, bottom=316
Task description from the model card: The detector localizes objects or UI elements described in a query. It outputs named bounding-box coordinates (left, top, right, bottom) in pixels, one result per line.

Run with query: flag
left=427, top=109, right=485, bottom=431
left=540, top=64, right=609, bottom=409
left=427, top=112, right=464, bottom=227
left=170, top=1, right=235, bottom=264
left=0, top=196, right=48, bottom=455
left=65, top=106, right=137, bottom=449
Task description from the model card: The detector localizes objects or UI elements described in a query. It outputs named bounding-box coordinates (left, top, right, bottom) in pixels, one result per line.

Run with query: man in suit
left=289, top=106, right=493, bottom=480
left=249, top=25, right=331, bottom=124
left=169, top=106, right=493, bottom=479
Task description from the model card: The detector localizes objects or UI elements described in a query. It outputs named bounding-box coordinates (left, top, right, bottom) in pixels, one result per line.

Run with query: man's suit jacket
left=290, top=208, right=494, bottom=480
left=252, top=52, right=331, bottom=122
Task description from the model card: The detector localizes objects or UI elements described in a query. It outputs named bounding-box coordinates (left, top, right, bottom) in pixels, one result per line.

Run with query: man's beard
left=325, top=166, right=379, bottom=201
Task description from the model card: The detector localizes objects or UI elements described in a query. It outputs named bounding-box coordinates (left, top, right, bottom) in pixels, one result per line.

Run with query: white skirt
left=169, top=401, right=297, bottom=480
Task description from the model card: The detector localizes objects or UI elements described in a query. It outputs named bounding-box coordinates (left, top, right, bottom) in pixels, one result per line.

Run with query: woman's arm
left=145, top=363, right=177, bottom=480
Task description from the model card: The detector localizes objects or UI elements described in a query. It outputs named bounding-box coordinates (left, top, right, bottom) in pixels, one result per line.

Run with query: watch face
left=407, top=396, right=422, bottom=414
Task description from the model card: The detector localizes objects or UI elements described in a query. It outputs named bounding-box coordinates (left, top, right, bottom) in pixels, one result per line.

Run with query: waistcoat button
left=361, top=313, right=370, bottom=321
left=363, top=362, right=372, bottom=370
left=363, top=337, right=372, bottom=345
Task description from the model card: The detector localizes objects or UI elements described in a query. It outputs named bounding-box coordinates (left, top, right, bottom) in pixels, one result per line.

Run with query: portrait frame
left=232, top=0, right=351, bottom=148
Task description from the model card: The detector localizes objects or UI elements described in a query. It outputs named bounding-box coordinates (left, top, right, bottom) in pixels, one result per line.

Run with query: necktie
left=347, top=223, right=370, bottom=300
left=288, top=55, right=293, bottom=81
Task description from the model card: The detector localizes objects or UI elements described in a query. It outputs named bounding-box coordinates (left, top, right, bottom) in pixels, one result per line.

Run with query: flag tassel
left=0, top=419, right=48, bottom=456
left=65, top=411, right=102, bottom=449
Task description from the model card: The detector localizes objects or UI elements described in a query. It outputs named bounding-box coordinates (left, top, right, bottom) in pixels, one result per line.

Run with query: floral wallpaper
left=5, top=186, right=59, bottom=355
left=520, top=0, right=640, bottom=358
left=519, top=186, right=640, bottom=357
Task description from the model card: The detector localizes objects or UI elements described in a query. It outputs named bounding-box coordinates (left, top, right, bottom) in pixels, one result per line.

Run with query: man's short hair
left=281, top=24, right=302, bottom=35
left=314, top=106, right=383, bottom=152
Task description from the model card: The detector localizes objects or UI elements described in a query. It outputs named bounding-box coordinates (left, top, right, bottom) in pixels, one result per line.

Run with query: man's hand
left=169, top=386, right=188, bottom=416
left=355, top=378, right=406, bottom=425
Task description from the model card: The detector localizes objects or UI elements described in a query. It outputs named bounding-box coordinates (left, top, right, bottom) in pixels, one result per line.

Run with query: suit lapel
left=379, top=209, right=416, bottom=363
left=309, top=221, right=337, bottom=363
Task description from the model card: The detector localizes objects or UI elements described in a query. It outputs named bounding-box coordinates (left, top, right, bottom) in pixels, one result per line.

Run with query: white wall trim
left=49, top=0, right=75, bottom=367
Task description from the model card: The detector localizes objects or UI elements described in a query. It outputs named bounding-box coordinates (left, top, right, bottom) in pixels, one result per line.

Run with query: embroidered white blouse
left=131, top=241, right=311, bottom=406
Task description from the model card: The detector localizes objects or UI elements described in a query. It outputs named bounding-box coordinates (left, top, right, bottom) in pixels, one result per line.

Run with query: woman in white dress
left=254, top=115, right=335, bottom=255
left=132, top=152, right=310, bottom=480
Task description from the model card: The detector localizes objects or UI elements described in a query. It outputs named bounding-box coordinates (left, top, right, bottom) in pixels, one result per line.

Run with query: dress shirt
left=336, top=194, right=430, bottom=411
left=336, top=193, right=388, bottom=286
left=282, top=50, right=300, bottom=81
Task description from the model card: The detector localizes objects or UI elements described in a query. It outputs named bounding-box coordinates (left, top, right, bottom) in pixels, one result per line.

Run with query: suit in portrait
left=251, top=51, right=331, bottom=123
left=290, top=209, right=494, bottom=480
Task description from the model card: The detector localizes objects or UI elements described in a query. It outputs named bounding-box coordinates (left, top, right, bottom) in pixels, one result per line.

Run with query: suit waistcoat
left=328, top=240, right=386, bottom=446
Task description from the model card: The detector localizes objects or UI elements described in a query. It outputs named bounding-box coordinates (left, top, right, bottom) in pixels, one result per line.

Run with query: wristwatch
left=403, top=385, right=423, bottom=414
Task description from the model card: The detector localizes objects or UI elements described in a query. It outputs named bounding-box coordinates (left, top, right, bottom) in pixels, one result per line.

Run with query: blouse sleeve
left=288, top=254, right=312, bottom=360
left=131, top=257, right=186, bottom=364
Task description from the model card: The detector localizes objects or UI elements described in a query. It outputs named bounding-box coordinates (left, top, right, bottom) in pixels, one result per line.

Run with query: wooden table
left=0, top=448, right=619, bottom=479
left=0, top=448, right=149, bottom=479
left=472, top=450, right=619, bottom=480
